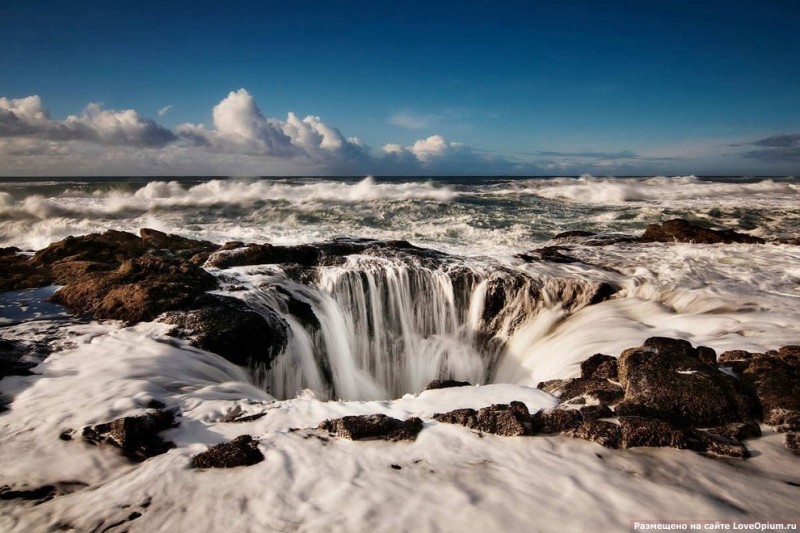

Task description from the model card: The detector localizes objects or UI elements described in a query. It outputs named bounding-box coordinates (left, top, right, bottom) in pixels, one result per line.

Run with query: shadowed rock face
left=191, top=435, right=264, bottom=468
left=319, top=414, right=424, bottom=441
left=425, top=379, right=472, bottom=391
left=640, top=219, right=765, bottom=244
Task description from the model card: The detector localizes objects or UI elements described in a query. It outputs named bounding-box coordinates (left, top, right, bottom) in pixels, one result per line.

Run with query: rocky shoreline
left=1, top=218, right=798, bottom=482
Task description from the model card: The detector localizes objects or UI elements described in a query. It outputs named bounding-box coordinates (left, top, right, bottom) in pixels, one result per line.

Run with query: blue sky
left=1, top=0, right=799, bottom=176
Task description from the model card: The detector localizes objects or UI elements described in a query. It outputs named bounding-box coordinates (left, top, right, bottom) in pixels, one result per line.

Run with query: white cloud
left=158, top=105, right=173, bottom=117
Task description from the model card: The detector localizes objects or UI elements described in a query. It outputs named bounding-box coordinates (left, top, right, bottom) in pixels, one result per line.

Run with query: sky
left=1, top=0, right=799, bottom=176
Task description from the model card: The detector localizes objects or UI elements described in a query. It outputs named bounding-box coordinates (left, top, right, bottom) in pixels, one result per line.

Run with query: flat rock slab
left=192, top=435, right=264, bottom=468
left=319, top=414, right=424, bottom=441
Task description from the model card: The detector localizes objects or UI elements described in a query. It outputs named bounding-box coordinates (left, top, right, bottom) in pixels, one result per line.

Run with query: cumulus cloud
left=742, top=134, right=800, bottom=162
left=0, top=89, right=540, bottom=175
left=0, top=95, right=176, bottom=147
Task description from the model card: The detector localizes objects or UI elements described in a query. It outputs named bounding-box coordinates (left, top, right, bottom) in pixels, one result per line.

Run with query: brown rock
left=640, top=219, right=765, bottom=244
left=619, top=417, right=688, bottom=449
left=560, top=377, right=624, bottom=404
left=319, top=414, right=424, bottom=441
left=579, top=404, right=614, bottom=421
left=580, top=353, right=618, bottom=380
left=191, top=435, right=264, bottom=468
left=704, top=421, right=762, bottom=441
left=687, top=430, right=750, bottom=459
left=572, top=420, right=622, bottom=448
left=531, top=408, right=583, bottom=434
left=433, top=403, right=532, bottom=436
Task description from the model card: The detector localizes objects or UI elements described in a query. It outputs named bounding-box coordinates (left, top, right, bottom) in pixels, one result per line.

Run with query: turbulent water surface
left=1, top=175, right=799, bottom=531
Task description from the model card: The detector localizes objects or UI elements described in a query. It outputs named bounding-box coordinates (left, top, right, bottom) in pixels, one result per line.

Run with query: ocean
left=1, top=175, right=799, bottom=531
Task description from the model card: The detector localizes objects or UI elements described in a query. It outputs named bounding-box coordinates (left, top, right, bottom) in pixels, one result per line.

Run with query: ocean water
left=1, top=175, right=800, bottom=531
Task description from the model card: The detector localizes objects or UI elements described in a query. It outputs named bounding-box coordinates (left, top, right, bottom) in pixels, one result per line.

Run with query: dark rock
left=718, top=350, right=754, bottom=364
left=191, top=435, right=264, bottom=468
left=517, top=246, right=580, bottom=264
left=615, top=338, right=757, bottom=427
left=425, top=379, right=472, bottom=391
left=0, top=338, right=37, bottom=380
left=32, top=230, right=148, bottom=267
left=696, top=346, right=718, bottom=367
left=687, top=430, right=750, bottom=459
left=82, top=409, right=177, bottom=461
left=220, top=405, right=266, bottom=423
left=579, top=404, right=614, bottom=421
left=704, top=421, right=762, bottom=441
left=139, top=228, right=217, bottom=253
left=433, top=403, right=531, bottom=436
left=0, top=251, right=52, bottom=291
left=580, top=353, right=618, bottom=380
left=735, top=349, right=800, bottom=429
left=640, top=219, right=765, bottom=244
left=572, top=420, right=622, bottom=448
left=161, top=295, right=287, bottom=367
left=560, top=378, right=624, bottom=404
left=619, top=417, right=688, bottom=449
left=0, top=481, right=86, bottom=503
left=319, top=414, right=424, bottom=441
left=475, top=402, right=532, bottom=436
left=787, top=433, right=800, bottom=455
left=531, top=408, right=583, bottom=434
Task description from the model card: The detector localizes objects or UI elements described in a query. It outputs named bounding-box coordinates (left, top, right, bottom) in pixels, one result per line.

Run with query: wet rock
left=191, top=435, right=264, bottom=468
left=696, top=346, right=718, bottom=366
left=736, top=348, right=800, bottom=429
left=787, top=433, right=799, bottom=455
left=687, top=430, right=750, bottom=459
left=579, top=404, right=614, bottom=421
left=537, top=379, right=569, bottom=395
left=718, top=350, right=754, bottom=364
left=580, top=353, right=618, bottom=380
left=0, top=481, right=87, bottom=503
left=32, top=230, right=148, bottom=267
left=161, top=295, right=287, bottom=367
left=552, top=230, right=597, bottom=240
left=319, top=414, right=424, bottom=441
left=619, top=417, right=688, bottom=449
left=139, top=228, right=217, bottom=254
left=433, top=403, right=532, bottom=436
left=572, top=420, right=622, bottom=449
left=51, top=253, right=217, bottom=324
left=560, top=377, right=624, bottom=404
left=615, top=337, right=757, bottom=427
left=640, top=219, right=765, bottom=244
left=0, top=251, right=53, bottom=291
left=425, top=379, right=472, bottom=390
left=0, top=338, right=37, bottom=379
left=516, top=246, right=580, bottom=264
left=531, top=408, right=583, bottom=434
left=704, top=421, right=762, bottom=441
left=82, top=409, right=177, bottom=461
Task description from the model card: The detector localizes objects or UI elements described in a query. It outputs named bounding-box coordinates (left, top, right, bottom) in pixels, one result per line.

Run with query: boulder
left=433, top=403, right=532, bottom=436
left=640, top=219, right=764, bottom=244
left=531, top=408, right=583, bottom=434
left=82, top=409, right=177, bottom=461
left=191, top=435, right=264, bottom=468
left=703, top=421, right=762, bottom=441
left=619, top=417, right=688, bottom=449
left=578, top=404, right=614, bottom=421
left=319, top=414, right=424, bottom=441
left=572, top=420, right=622, bottom=449
left=736, top=348, right=800, bottom=429
left=559, top=378, right=624, bottom=404
left=687, top=430, right=750, bottom=459
left=580, top=353, right=618, bottom=380
left=615, top=337, right=756, bottom=427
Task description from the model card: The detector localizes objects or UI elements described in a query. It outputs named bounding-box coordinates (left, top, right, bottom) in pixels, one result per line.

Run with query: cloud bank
left=1, top=90, right=795, bottom=176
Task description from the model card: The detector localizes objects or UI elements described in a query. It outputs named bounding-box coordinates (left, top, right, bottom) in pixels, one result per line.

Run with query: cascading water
left=232, top=255, right=613, bottom=401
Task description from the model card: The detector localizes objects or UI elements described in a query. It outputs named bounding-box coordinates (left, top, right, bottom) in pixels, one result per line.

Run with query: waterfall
left=238, top=255, right=611, bottom=400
